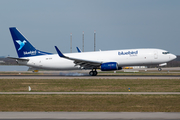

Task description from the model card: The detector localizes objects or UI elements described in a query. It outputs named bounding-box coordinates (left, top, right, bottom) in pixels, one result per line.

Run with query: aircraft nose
left=171, top=54, right=177, bottom=60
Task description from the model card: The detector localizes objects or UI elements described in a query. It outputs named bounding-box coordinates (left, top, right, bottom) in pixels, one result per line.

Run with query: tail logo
left=16, top=40, right=26, bottom=51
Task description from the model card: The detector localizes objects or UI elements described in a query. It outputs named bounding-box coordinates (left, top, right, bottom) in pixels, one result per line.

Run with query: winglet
left=76, top=47, right=82, bottom=53
left=55, top=46, right=66, bottom=57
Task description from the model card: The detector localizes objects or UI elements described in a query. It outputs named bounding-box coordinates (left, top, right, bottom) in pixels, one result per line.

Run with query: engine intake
left=101, top=62, right=118, bottom=71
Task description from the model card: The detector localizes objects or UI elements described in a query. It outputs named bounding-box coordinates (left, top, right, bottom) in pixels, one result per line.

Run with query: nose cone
left=171, top=54, right=177, bottom=60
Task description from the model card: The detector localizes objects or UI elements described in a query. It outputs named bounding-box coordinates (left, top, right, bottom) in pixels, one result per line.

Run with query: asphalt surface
left=0, top=75, right=180, bottom=79
left=0, top=92, right=180, bottom=95
left=0, top=112, right=180, bottom=120
left=1, top=119, right=178, bottom=120
left=1, top=67, right=180, bottom=79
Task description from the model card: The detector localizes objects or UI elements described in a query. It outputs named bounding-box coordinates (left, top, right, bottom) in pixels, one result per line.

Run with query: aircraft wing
left=55, top=46, right=102, bottom=69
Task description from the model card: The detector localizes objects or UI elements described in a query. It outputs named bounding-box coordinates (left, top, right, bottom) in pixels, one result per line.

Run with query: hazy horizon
left=0, top=0, right=180, bottom=57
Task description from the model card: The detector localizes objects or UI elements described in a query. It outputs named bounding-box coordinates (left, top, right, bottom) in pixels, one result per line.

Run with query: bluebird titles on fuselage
left=118, top=50, right=138, bottom=56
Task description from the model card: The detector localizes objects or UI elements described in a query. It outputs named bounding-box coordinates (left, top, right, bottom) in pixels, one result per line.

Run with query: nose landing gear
left=158, top=67, right=162, bottom=71
left=89, top=69, right=98, bottom=76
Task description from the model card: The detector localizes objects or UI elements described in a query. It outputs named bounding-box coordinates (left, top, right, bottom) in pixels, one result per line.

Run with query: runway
left=0, top=71, right=180, bottom=120
left=0, top=92, right=180, bottom=95
left=0, top=75, right=180, bottom=79
left=0, top=112, right=180, bottom=120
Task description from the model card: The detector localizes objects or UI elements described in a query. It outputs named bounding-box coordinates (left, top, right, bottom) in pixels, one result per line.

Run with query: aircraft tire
left=89, top=71, right=94, bottom=76
left=158, top=68, right=162, bottom=71
left=89, top=71, right=98, bottom=76
left=93, top=71, right=98, bottom=76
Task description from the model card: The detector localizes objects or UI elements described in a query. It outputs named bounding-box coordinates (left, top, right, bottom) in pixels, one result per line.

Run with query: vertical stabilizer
left=9, top=27, right=52, bottom=58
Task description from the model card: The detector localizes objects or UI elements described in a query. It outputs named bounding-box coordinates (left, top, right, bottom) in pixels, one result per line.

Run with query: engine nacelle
left=101, top=62, right=119, bottom=71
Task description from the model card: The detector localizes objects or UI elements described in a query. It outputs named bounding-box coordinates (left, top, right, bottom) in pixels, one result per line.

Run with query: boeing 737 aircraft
left=9, top=27, right=176, bottom=76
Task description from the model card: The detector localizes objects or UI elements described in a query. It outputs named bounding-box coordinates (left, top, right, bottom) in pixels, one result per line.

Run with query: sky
left=0, top=0, right=180, bottom=58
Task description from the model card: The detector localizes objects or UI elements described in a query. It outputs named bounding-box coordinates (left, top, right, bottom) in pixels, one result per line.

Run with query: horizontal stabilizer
left=7, top=57, right=29, bottom=61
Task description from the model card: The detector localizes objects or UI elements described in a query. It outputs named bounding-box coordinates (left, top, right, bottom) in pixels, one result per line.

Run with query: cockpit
left=162, top=52, right=170, bottom=54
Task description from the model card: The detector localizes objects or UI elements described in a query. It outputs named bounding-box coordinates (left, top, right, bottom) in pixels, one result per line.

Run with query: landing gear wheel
left=89, top=70, right=98, bottom=76
left=158, top=68, right=162, bottom=71
left=89, top=71, right=94, bottom=76
left=93, top=71, right=98, bottom=76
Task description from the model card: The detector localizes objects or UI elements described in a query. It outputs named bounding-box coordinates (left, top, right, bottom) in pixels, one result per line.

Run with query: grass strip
left=0, top=94, right=179, bottom=112
left=0, top=79, right=180, bottom=92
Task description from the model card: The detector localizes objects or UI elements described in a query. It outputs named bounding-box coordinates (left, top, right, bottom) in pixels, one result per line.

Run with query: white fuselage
left=18, top=48, right=176, bottom=70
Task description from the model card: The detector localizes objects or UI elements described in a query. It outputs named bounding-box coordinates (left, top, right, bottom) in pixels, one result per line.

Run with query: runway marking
left=0, top=92, right=180, bottom=95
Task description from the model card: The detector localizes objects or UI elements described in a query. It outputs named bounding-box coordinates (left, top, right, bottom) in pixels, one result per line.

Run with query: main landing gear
left=89, top=69, right=98, bottom=76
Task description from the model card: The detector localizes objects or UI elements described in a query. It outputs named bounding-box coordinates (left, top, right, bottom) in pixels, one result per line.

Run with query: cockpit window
left=162, top=52, right=170, bottom=54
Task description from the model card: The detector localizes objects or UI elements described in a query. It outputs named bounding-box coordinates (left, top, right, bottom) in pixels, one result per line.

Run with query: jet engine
left=101, top=62, right=120, bottom=71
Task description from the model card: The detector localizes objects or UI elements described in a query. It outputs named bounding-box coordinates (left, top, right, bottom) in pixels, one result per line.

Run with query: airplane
left=9, top=27, right=177, bottom=76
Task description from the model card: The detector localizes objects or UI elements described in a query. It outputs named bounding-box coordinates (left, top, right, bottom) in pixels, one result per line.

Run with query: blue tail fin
left=9, top=27, right=52, bottom=58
